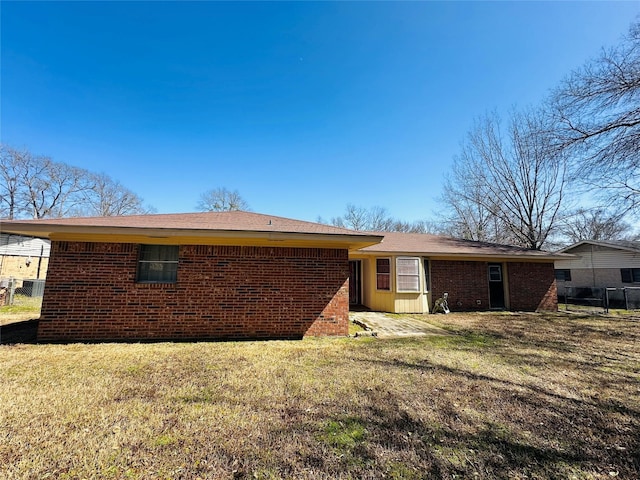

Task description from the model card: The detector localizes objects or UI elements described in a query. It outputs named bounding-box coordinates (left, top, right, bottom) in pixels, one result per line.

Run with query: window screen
left=396, top=257, right=420, bottom=292
left=376, top=258, right=391, bottom=291
left=137, top=245, right=179, bottom=283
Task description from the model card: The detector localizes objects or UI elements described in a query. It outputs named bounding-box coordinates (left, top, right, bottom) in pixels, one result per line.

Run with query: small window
left=137, top=245, right=179, bottom=283
left=376, top=258, right=391, bottom=291
left=396, top=257, right=420, bottom=292
left=489, top=264, right=502, bottom=282
left=423, top=258, right=430, bottom=292
left=621, top=268, right=640, bottom=283
left=555, top=269, right=572, bottom=281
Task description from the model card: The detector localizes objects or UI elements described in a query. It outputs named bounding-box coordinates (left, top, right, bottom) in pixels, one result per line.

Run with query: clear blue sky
left=2, top=1, right=638, bottom=223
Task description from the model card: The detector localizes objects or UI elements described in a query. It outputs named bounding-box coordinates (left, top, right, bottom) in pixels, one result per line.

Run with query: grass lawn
left=1, top=312, right=638, bottom=479
left=0, top=295, right=42, bottom=326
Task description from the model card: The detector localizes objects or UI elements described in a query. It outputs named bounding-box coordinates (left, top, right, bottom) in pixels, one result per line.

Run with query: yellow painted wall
left=351, top=254, right=431, bottom=313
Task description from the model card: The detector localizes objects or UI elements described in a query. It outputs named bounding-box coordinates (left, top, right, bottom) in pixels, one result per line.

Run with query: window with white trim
left=396, top=257, right=420, bottom=292
left=376, top=258, right=391, bottom=291
left=137, top=245, right=179, bottom=283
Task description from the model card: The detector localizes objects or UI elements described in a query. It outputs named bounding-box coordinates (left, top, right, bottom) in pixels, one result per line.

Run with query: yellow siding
left=351, top=254, right=430, bottom=313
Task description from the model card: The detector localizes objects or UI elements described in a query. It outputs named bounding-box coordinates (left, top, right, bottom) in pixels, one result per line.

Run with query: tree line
left=0, top=145, right=153, bottom=219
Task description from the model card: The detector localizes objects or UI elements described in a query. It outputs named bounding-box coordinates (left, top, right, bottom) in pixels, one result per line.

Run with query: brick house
left=349, top=232, right=559, bottom=313
left=1, top=212, right=382, bottom=341
left=0, top=212, right=560, bottom=342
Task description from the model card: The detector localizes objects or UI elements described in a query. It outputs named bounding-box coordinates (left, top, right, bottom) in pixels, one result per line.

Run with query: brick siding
left=38, top=242, right=349, bottom=342
left=431, top=260, right=489, bottom=311
left=507, top=262, right=557, bottom=311
left=431, top=259, right=557, bottom=312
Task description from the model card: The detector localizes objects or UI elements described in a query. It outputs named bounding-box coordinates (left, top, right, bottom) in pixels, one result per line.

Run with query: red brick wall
left=430, top=260, right=558, bottom=312
left=507, top=262, right=557, bottom=311
left=38, top=242, right=350, bottom=341
left=431, top=260, right=489, bottom=311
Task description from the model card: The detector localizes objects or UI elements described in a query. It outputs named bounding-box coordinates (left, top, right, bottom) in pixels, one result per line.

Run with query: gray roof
left=560, top=239, right=640, bottom=254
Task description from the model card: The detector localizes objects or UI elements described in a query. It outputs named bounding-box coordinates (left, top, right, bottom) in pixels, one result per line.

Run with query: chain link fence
left=0, top=277, right=45, bottom=307
left=559, top=286, right=640, bottom=313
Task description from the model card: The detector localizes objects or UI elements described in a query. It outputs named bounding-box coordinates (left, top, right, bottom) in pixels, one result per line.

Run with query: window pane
left=396, top=257, right=420, bottom=292
left=377, top=274, right=390, bottom=290
left=489, top=265, right=502, bottom=282
left=376, top=258, right=391, bottom=291
left=138, top=245, right=178, bottom=283
left=622, top=269, right=633, bottom=283
left=376, top=258, right=390, bottom=273
left=396, top=258, right=419, bottom=275
left=397, top=275, right=420, bottom=291
left=633, top=269, right=640, bottom=283
left=140, top=245, right=179, bottom=261
left=138, top=262, right=177, bottom=282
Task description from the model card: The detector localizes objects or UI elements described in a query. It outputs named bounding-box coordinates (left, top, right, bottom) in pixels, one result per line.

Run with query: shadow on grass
left=0, top=319, right=38, bottom=344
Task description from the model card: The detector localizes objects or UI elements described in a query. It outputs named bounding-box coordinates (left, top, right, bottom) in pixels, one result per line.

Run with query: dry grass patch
left=0, top=295, right=42, bottom=326
left=1, top=312, right=639, bottom=479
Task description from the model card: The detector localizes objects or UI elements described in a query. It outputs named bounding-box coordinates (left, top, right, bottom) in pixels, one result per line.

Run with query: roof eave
left=0, top=223, right=383, bottom=250
left=352, top=249, right=565, bottom=261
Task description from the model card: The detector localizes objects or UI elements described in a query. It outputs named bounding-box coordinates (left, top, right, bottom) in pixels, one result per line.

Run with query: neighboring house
left=350, top=232, right=560, bottom=313
left=554, top=240, right=640, bottom=289
left=0, top=212, right=561, bottom=342
left=0, top=233, right=50, bottom=281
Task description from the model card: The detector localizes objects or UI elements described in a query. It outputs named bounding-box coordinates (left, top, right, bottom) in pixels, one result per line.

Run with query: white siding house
left=555, top=240, right=640, bottom=289
left=0, top=234, right=50, bottom=280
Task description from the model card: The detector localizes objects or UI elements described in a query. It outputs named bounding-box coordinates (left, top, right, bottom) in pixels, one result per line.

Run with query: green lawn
left=1, top=312, right=638, bottom=479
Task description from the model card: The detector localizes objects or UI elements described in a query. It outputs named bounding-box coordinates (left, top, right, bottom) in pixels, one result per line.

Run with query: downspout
left=37, top=244, right=44, bottom=279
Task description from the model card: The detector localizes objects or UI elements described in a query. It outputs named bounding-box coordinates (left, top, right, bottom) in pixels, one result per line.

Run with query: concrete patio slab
left=349, top=311, right=450, bottom=338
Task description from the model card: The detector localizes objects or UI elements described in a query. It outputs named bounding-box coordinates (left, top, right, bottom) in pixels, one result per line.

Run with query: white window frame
left=375, top=257, right=391, bottom=291
left=396, top=256, right=421, bottom=293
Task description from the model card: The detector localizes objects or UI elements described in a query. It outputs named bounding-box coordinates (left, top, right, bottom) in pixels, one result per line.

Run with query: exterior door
left=488, top=263, right=505, bottom=309
left=349, top=260, right=362, bottom=305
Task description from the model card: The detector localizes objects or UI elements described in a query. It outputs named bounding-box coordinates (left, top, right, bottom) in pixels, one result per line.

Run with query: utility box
left=22, top=279, right=45, bottom=297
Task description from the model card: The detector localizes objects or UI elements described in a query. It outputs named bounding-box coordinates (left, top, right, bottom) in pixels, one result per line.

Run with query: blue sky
left=2, top=1, right=638, bottom=223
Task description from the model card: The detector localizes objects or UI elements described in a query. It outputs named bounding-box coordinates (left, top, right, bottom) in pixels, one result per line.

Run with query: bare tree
left=0, top=145, right=29, bottom=219
left=559, top=208, right=633, bottom=243
left=21, top=157, right=91, bottom=218
left=196, top=188, right=249, bottom=212
left=440, top=174, right=515, bottom=243
left=1, top=144, right=155, bottom=219
left=330, top=204, right=369, bottom=230
left=326, top=204, right=438, bottom=233
left=78, top=173, right=151, bottom=216
left=442, top=110, right=569, bottom=250
left=0, top=146, right=90, bottom=219
left=551, top=20, right=640, bottom=215
left=390, top=219, right=441, bottom=234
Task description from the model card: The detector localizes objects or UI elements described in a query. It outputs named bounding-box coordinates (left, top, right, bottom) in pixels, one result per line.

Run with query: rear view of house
left=1, top=212, right=562, bottom=342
